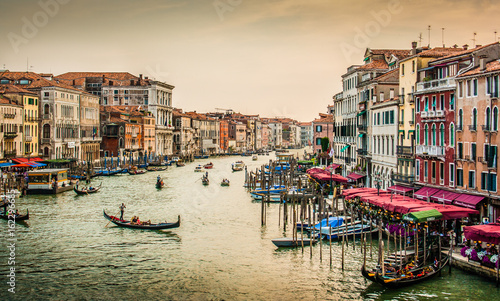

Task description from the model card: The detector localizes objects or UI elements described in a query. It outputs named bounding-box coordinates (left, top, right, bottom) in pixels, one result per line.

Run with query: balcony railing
left=435, top=110, right=445, bottom=118
left=416, top=78, right=456, bottom=92
left=421, top=111, right=428, bottom=118
left=4, top=132, right=18, bottom=139
left=416, top=145, right=445, bottom=157
left=25, top=117, right=40, bottom=122
left=482, top=125, right=491, bottom=132
left=397, top=146, right=414, bottom=156
left=4, top=150, right=17, bottom=157
left=391, top=173, right=415, bottom=184
left=25, top=136, right=32, bottom=142
left=357, top=148, right=368, bottom=156
left=41, top=138, right=51, bottom=144
left=469, top=125, right=477, bottom=132
left=357, top=124, right=368, bottom=131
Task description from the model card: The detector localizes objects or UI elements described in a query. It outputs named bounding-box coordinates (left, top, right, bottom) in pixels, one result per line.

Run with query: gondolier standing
left=120, top=203, right=126, bottom=220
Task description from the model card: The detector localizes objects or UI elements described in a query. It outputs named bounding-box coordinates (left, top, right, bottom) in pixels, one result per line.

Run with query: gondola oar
left=105, top=211, right=120, bottom=227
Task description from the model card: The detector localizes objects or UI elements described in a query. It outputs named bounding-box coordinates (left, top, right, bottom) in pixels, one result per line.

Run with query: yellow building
left=0, top=85, right=39, bottom=157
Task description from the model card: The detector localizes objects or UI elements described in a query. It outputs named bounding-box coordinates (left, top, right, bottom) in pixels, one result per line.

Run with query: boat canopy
left=403, top=209, right=443, bottom=223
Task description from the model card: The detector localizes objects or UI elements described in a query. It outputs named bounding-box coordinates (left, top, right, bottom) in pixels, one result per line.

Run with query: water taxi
left=27, top=168, right=73, bottom=194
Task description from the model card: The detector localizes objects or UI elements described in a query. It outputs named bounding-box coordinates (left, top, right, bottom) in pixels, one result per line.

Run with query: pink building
left=312, top=113, right=334, bottom=154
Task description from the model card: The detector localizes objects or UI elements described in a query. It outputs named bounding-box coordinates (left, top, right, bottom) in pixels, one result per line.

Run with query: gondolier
left=120, top=203, right=126, bottom=220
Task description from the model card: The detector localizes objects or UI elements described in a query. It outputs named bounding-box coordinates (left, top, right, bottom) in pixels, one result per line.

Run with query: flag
left=328, top=147, right=334, bottom=158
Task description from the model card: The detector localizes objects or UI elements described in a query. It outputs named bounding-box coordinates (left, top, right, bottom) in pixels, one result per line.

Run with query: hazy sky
left=1, top=0, right=499, bottom=121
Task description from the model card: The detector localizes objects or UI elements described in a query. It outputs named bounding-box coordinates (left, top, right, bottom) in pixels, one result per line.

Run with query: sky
left=1, top=0, right=499, bottom=121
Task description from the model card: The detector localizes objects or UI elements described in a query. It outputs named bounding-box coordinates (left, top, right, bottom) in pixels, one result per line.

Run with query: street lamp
left=374, top=172, right=382, bottom=195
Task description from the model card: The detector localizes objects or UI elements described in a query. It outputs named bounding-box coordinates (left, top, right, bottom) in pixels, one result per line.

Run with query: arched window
left=450, top=123, right=455, bottom=146
left=440, top=124, right=445, bottom=146
left=472, top=108, right=478, bottom=128
left=43, top=124, right=51, bottom=139
left=494, top=107, right=499, bottom=131
left=119, top=126, right=125, bottom=135
left=486, top=107, right=491, bottom=129
left=102, top=126, right=106, bottom=135
left=458, top=109, right=463, bottom=129
left=424, top=124, right=429, bottom=145
left=432, top=124, right=437, bottom=146
left=119, top=138, right=124, bottom=148
left=416, top=124, right=420, bottom=144
left=43, top=147, right=49, bottom=156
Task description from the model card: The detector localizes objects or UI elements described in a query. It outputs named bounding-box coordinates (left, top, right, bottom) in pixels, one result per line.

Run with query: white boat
left=194, top=165, right=203, bottom=172
left=318, top=220, right=375, bottom=240
left=271, top=237, right=317, bottom=247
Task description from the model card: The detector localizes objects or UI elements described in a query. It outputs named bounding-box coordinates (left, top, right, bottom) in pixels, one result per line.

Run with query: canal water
left=0, top=151, right=498, bottom=300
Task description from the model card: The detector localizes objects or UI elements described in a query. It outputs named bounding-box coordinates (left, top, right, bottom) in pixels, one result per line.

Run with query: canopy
left=409, top=205, right=479, bottom=220
left=403, top=209, right=443, bottom=223
left=413, top=187, right=441, bottom=200
left=464, top=223, right=500, bottom=244
left=306, top=167, right=348, bottom=183
left=429, top=190, right=461, bottom=204
left=327, top=164, right=340, bottom=170
left=297, top=160, right=314, bottom=165
left=454, top=194, right=485, bottom=209
left=12, top=163, right=31, bottom=167
left=0, top=162, right=14, bottom=167
left=340, top=145, right=350, bottom=152
left=347, top=172, right=365, bottom=181
left=387, top=185, right=414, bottom=193
left=342, top=188, right=379, bottom=198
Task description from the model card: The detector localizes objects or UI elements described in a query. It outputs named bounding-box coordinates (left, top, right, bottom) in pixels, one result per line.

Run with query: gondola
left=74, top=183, right=102, bottom=195
left=374, top=255, right=450, bottom=288
left=156, top=180, right=164, bottom=189
left=361, top=262, right=405, bottom=282
left=147, top=166, right=167, bottom=172
left=103, top=210, right=180, bottom=230
left=221, top=179, right=230, bottom=186
left=128, top=169, right=147, bottom=175
left=0, top=209, right=29, bottom=221
left=202, top=176, right=209, bottom=186
left=176, top=160, right=185, bottom=167
left=204, top=162, right=213, bottom=169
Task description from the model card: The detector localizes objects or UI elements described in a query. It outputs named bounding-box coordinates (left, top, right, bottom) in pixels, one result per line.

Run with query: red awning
left=12, top=163, right=31, bottom=167
left=464, top=223, right=500, bottom=244
left=11, top=158, right=29, bottom=163
left=429, top=190, right=461, bottom=205
left=453, top=194, right=485, bottom=209
left=413, top=187, right=441, bottom=200
left=306, top=167, right=348, bottom=183
left=29, top=157, right=44, bottom=162
left=347, top=172, right=365, bottom=181
left=387, top=185, right=415, bottom=193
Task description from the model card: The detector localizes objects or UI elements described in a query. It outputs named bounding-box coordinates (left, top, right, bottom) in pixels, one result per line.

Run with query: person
left=434, top=257, right=439, bottom=267
left=157, top=175, right=161, bottom=182
left=120, top=203, right=126, bottom=220
left=76, top=179, right=79, bottom=189
left=131, top=216, right=137, bottom=224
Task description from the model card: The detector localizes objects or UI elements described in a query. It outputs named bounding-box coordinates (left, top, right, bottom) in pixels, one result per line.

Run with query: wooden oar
left=105, top=211, right=121, bottom=227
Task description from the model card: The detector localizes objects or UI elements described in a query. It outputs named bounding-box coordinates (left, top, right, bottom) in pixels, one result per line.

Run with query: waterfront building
left=267, top=120, right=283, bottom=149
left=0, top=93, right=23, bottom=159
left=234, top=122, right=247, bottom=152
left=79, top=90, right=101, bottom=163
left=312, top=113, right=334, bottom=155
left=172, top=109, right=196, bottom=158
left=56, top=72, right=175, bottom=157
left=298, top=122, right=313, bottom=148
left=0, top=85, right=39, bottom=158
left=261, top=122, right=271, bottom=150
left=219, top=119, right=229, bottom=153
left=394, top=44, right=464, bottom=189
left=415, top=43, right=500, bottom=217
left=455, top=48, right=500, bottom=220
left=185, top=112, right=220, bottom=155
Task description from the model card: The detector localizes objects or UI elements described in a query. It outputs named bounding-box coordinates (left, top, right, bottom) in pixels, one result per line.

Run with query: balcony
left=428, top=111, right=436, bottom=118
left=482, top=125, right=491, bottom=132
left=391, top=173, right=414, bottom=184
left=416, top=145, right=445, bottom=157
left=456, top=125, right=463, bottom=132
left=477, top=156, right=488, bottom=164
left=435, top=110, right=445, bottom=118
left=4, top=150, right=17, bottom=157
left=416, top=78, right=456, bottom=93
left=25, top=117, right=40, bottom=122
left=43, top=113, right=52, bottom=120
left=397, top=146, right=414, bottom=157
left=361, top=73, right=372, bottom=82
left=4, top=132, right=18, bottom=139
left=408, top=93, right=415, bottom=103
left=25, top=136, right=32, bottom=142
left=41, top=138, right=51, bottom=144
left=469, top=125, right=477, bottom=132
left=421, top=111, right=428, bottom=118
left=357, top=148, right=368, bottom=156
left=357, top=124, right=368, bottom=131
left=4, top=113, right=16, bottom=119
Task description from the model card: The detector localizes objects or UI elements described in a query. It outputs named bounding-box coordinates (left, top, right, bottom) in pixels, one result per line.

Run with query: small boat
left=271, top=237, right=317, bottom=247
left=204, top=162, right=214, bottom=169
left=176, top=160, right=185, bottom=167
left=318, top=220, right=374, bottom=240
left=0, top=209, right=29, bottom=221
left=202, top=175, right=209, bottom=186
left=103, top=210, right=180, bottom=230
left=147, top=166, right=167, bottom=172
left=362, top=261, right=420, bottom=283
left=74, top=183, right=102, bottom=195
left=252, top=155, right=258, bottom=161
left=195, top=155, right=209, bottom=159
left=195, top=165, right=204, bottom=172
left=128, top=169, right=147, bottom=175
left=308, top=216, right=344, bottom=231
left=221, top=179, right=230, bottom=186
left=232, top=161, right=245, bottom=172
left=156, top=179, right=164, bottom=189
left=374, top=255, right=450, bottom=288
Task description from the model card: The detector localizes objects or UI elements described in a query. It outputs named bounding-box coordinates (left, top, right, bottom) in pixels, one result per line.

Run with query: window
left=486, top=107, right=491, bottom=130
left=432, top=124, right=436, bottom=146
left=412, top=61, right=415, bottom=73
left=389, top=110, right=394, bottom=124
left=424, top=161, right=428, bottom=180
left=424, top=124, right=429, bottom=145
left=316, top=138, right=321, bottom=145
left=377, top=113, right=380, bottom=125
left=466, top=80, right=472, bottom=97
left=401, top=109, right=404, bottom=123
left=449, top=163, right=455, bottom=186
left=0, top=79, right=9, bottom=84
left=490, top=174, right=497, bottom=192
left=416, top=124, right=420, bottom=144
left=458, top=109, right=463, bottom=128
left=440, top=95, right=445, bottom=110
left=471, top=143, right=476, bottom=161
left=473, top=79, right=478, bottom=96
left=114, top=90, right=118, bottom=94
left=457, top=142, right=463, bottom=159
left=481, top=172, right=488, bottom=190
left=432, top=96, right=437, bottom=111
left=457, top=169, right=463, bottom=187
left=316, top=125, right=322, bottom=132
left=432, top=162, right=436, bottom=180
left=450, top=93, right=455, bottom=110
left=494, top=107, right=499, bottom=131
left=416, top=160, right=420, bottom=179
left=488, top=145, right=497, bottom=168
left=458, top=81, right=463, bottom=98
left=416, top=97, right=420, bottom=112
left=402, top=64, right=405, bottom=75
left=469, top=170, right=475, bottom=189
left=440, top=124, right=445, bottom=146
left=450, top=123, right=454, bottom=146
left=424, top=97, right=429, bottom=111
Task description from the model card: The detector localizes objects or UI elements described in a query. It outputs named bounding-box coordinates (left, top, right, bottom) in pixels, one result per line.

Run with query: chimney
left=130, top=79, right=134, bottom=85
left=145, top=76, right=148, bottom=80
left=139, top=74, right=143, bottom=80
left=72, top=79, right=75, bottom=86
left=411, top=41, right=418, bottom=55
left=480, top=55, right=487, bottom=71
left=463, top=44, right=469, bottom=50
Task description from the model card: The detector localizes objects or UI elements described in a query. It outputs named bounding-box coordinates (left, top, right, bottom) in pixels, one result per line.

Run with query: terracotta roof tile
left=0, top=84, right=37, bottom=95
left=358, top=60, right=389, bottom=70
left=55, top=72, right=150, bottom=87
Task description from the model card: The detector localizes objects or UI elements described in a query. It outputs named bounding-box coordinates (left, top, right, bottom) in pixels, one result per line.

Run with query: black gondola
left=128, top=169, right=147, bottom=175
left=74, top=183, right=102, bottom=195
left=202, top=176, right=209, bottom=186
left=0, top=209, right=29, bottom=221
left=374, top=255, right=450, bottom=288
left=103, top=210, right=180, bottom=230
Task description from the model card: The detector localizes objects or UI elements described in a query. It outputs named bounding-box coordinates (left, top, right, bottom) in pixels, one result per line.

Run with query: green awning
left=358, top=133, right=365, bottom=137
left=403, top=209, right=443, bottom=223
left=340, top=145, right=350, bottom=152
left=389, top=61, right=396, bottom=66
left=356, top=111, right=367, bottom=117
left=297, top=160, right=314, bottom=165
left=363, top=57, right=370, bottom=62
